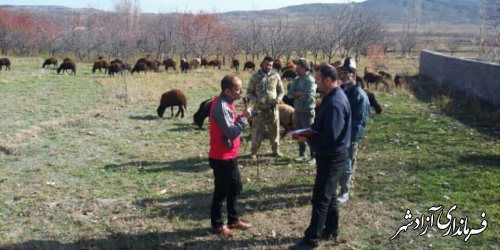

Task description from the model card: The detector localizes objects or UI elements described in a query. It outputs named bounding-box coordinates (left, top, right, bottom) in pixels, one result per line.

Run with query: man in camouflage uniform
left=247, top=56, right=284, bottom=158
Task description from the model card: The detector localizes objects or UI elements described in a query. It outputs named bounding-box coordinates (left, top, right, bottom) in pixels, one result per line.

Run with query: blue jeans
left=303, top=150, right=348, bottom=246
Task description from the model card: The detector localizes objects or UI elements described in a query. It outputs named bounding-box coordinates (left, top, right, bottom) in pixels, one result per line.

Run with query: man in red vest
left=209, top=74, right=252, bottom=236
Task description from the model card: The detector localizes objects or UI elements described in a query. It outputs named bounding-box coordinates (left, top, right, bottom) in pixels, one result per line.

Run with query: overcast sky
left=1, top=0, right=365, bottom=13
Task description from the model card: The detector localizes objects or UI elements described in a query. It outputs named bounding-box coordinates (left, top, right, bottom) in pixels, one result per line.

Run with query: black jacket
left=310, top=87, right=351, bottom=155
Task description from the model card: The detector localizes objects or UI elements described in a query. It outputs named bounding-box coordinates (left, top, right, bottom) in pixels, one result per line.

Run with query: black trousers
left=304, top=150, right=348, bottom=246
left=209, top=158, right=242, bottom=228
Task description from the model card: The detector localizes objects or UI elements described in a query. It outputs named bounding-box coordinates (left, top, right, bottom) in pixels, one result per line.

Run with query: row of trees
left=0, top=2, right=386, bottom=62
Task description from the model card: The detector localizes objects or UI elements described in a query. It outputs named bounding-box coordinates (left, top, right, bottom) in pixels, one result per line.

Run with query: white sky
left=1, top=0, right=365, bottom=13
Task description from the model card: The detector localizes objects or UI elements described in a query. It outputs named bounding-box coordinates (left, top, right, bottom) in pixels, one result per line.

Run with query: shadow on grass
left=167, top=122, right=197, bottom=132
left=1, top=230, right=297, bottom=250
left=128, top=115, right=159, bottom=120
left=134, top=183, right=312, bottom=221
left=104, top=156, right=209, bottom=173
left=458, top=154, right=500, bottom=168
left=408, top=75, right=500, bottom=139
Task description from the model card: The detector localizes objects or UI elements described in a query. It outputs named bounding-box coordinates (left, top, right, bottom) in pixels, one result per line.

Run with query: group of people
left=206, top=56, right=371, bottom=250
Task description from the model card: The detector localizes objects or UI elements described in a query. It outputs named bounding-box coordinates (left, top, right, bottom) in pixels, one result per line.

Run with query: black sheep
left=193, top=97, right=215, bottom=128
left=57, top=61, right=76, bottom=75
left=0, top=58, right=11, bottom=70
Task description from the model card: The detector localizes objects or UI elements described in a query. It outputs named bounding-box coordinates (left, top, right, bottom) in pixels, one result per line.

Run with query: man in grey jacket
left=286, top=58, right=317, bottom=164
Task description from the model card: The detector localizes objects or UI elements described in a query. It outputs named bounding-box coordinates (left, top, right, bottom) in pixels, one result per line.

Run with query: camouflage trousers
left=250, top=107, right=280, bottom=155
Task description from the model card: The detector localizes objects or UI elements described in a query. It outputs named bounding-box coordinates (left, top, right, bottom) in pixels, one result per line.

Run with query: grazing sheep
left=144, top=60, right=158, bottom=72
left=281, top=69, right=297, bottom=80
left=57, top=61, right=76, bottom=75
left=193, top=97, right=215, bottom=128
left=378, top=70, right=392, bottom=80
left=0, top=58, right=11, bottom=70
left=364, top=88, right=382, bottom=114
left=208, top=59, right=222, bottom=69
left=131, top=62, right=148, bottom=75
left=42, top=57, right=58, bottom=68
left=243, top=61, right=256, bottom=72
left=157, top=89, right=187, bottom=118
left=63, top=58, right=73, bottom=63
left=364, top=71, right=390, bottom=90
left=180, top=59, right=190, bottom=73
left=231, top=59, right=240, bottom=72
left=394, top=74, right=406, bottom=88
left=190, top=58, right=201, bottom=69
left=136, top=58, right=148, bottom=64
left=163, top=58, right=177, bottom=71
left=92, top=59, right=110, bottom=74
left=108, top=62, right=124, bottom=76
left=200, top=58, right=208, bottom=68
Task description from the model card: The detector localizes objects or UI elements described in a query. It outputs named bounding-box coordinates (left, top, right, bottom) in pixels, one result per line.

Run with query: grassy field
left=0, top=57, right=498, bottom=250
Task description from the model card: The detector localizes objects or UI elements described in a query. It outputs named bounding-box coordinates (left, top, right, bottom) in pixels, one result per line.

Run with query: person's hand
left=292, top=134, right=307, bottom=142
left=294, top=91, right=303, bottom=99
left=241, top=108, right=251, bottom=119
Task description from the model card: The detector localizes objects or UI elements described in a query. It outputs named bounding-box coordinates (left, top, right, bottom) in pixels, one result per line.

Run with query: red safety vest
left=208, top=96, right=240, bottom=160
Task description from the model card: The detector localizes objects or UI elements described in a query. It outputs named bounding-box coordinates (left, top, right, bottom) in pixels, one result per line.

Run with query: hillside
left=0, top=0, right=485, bottom=25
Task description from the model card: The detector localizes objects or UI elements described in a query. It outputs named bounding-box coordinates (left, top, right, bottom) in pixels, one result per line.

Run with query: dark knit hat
left=342, top=57, right=356, bottom=74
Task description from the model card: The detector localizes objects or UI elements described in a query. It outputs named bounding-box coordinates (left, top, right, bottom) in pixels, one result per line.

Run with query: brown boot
left=228, top=219, right=252, bottom=230
left=211, top=225, right=235, bottom=236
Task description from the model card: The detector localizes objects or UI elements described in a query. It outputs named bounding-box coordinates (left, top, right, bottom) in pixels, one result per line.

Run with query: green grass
left=0, top=57, right=498, bottom=250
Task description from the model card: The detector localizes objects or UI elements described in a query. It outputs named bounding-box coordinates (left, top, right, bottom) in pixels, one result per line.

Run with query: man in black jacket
left=289, top=63, right=351, bottom=250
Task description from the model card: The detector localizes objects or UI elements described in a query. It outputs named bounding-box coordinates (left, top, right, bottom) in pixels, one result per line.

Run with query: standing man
left=337, top=57, right=370, bottom=203
left=209, top=75, right=252, bottom=236
left=247, top=56, right=285, bottom=158
left=286, top=58, right=317, bottom=165
left=289, top=63, right=351, bottom=250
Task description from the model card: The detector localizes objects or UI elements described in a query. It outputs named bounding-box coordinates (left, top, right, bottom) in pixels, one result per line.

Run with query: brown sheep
left=281, top=69, right=297, bottom=80
left=364, top=71, right=390, bottom=90
left=142, top=59, right=159, bottom=72
left=247, top=103, right=295, bottom=136
left=190, top=58, right=201, bottom=69
left=272, top=58, right=282, bottom=72
left=208, top=59, right=222, bottom=69
left=63, top=58, right=73, bottom=63
left=42, top=57, right=58, bottom=68
left=57, top=61, right=76, bottom=75
left=108, top=62, right=124, bottom=76
left=200, top=58, right=208, bottom=68
left=0, top=58, right=11, bottom=70
left=378, top=70, right=392, bottom=80
left=136, top=58, right=148, bottom=64
left=163, top=58, right=177, bottom=71
left=231, top=59, right=240, bottom=72
left=193, top=97, right=215, bottom=128
left=157, top=89, right=187, bottom=118
left=278, top=103, right=295, bottom=135
left=283, top=61, right=297, bottom=72
left=131, top=62, right=148, bottom=75
left=243, top=61, right=256, bottom=72
left=92, top=59, right=110, bottom=74
left=394, top=74, right=406, bottom=88
left=180, top=59, right=190, bottom=73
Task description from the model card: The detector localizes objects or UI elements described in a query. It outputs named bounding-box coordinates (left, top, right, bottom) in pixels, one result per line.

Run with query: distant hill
left=224, top=0, right=482, bottom=24
left=0, top=0, right=485, bottom=25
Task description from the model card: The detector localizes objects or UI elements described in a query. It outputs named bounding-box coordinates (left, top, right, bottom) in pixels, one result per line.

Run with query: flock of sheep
left=0, top=55, right=407, bottom=135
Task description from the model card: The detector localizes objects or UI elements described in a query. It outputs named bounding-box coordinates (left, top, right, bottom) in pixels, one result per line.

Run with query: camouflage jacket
left=247, top=69, right=284, bottom=111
